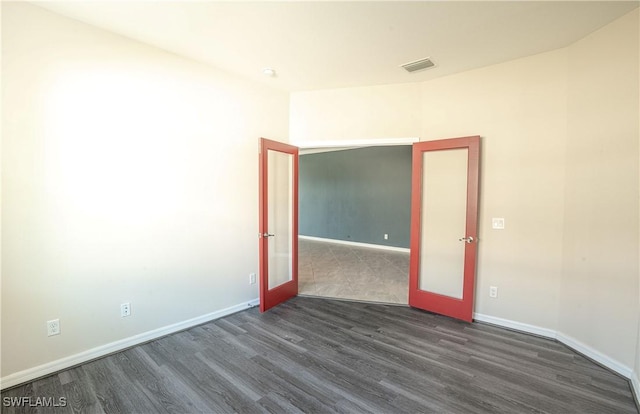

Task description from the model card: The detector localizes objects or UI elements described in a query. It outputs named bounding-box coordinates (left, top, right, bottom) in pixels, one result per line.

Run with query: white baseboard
left=473, top=312, right=634, bottom=380
left=631, top=372, right=640, bottom=408
left=555, top=332, right=633, bottom=378
left=473, top=313, right=557, bottom=339
left=0, top=298, right=260, bottom=390
left=299, top=235, right=410, bottom=253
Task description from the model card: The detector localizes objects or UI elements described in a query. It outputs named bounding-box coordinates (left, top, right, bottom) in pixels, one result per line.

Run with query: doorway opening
left=296, top=138, right=417, bottom=305
left=261, top=136, right=480, bottom=322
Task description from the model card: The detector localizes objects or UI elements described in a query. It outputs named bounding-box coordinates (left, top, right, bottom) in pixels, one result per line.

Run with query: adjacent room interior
left=2, top=1, right=639, bottom=412
left=298, top=145, right=412, bottom=304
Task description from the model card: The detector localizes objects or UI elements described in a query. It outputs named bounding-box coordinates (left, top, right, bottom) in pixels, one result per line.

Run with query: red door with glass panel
left=409, top=136, right=480, bottom=322
left=258, top=138, right=299, bottom=312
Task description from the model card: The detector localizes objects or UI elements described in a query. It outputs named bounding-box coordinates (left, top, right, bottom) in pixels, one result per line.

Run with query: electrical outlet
left=121, top=302, right=131, bottom=317
left=384, top=234, right=389, bottom=240
left=47, top=319, right=60, bottom=336
left=249, top=273, right=257, bottom=284
left=489, top=286, right=498, bottom=298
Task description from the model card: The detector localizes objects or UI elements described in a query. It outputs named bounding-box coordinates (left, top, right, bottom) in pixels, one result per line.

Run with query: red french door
left=409, top=136, right=480, bottom=322
left=259, top=138, right=299, bottom=312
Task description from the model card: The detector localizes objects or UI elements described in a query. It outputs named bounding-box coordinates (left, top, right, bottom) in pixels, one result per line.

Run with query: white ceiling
left=34, top=1, right=638, bottom=92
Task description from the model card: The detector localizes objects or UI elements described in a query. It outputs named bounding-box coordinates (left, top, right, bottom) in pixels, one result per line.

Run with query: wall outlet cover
left=47, top=319, right=60, bottom=336
left=121, top=303, right=131, bottom=317
left=489, top=286, right=498, bottom=298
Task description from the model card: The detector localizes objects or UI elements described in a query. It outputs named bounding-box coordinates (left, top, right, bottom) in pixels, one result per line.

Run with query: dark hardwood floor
left=2, top=297, right=637, bottom=413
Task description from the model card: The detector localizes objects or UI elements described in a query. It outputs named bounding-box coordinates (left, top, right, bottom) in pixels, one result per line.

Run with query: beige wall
left=419, top=48, right=567, bottom=331
left=636, top=7, right=640, bottom=395
left=637, top=14, right=640, bottom=390
left=1, top=3, right=289, bottom=378
left=292, top=48, right=568, bottom=331
left=560, top=9, right=639, bottom=369
left=291, top=10, right=639, bottom=372
left=636, top=312, right=640, bottom=394
left=290, top=83, right=422, bottom=143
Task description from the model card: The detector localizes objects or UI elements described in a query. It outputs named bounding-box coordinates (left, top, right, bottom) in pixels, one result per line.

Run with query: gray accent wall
left=299, top=145, right=412, bottom=248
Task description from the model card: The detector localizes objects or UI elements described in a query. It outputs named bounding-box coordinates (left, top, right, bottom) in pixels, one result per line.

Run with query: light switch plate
left=492, top=218, right=505, bottom=230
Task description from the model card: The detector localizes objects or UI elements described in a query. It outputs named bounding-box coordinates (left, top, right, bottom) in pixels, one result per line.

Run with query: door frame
left=292, top=136, right=482, bottom=319
left=294, top=138, right=417, bottom=301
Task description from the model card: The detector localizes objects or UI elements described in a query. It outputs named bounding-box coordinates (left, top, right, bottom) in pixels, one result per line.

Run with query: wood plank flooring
left=2, top=297, right=637, bottom=413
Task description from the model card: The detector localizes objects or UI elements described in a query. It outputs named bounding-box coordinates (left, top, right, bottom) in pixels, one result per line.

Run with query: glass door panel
left=418, top=148, right=468, bottom=299
left=267, top=149, right=293, bottom=289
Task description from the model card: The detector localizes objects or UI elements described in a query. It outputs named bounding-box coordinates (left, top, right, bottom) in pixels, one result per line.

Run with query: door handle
left=459, top=236, right=475, bottom=243
left=262, top=233, right=275, bottom=238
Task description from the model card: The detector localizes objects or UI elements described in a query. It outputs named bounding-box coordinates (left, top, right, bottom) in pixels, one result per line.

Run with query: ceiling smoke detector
left=262, top=67, right=276, bottom=77
left=401, top=57, right=436, bottom=73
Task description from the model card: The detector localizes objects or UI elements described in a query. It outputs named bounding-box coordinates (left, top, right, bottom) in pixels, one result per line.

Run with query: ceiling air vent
left=401, top=57, right=436, bottom=73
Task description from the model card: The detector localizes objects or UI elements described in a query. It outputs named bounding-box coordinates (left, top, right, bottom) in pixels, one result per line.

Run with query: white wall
left=291, top=9, right=639, bottom=376
left=560, top=8, right=639, bottom=370
left=1, top=3, right=289, bottom=380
